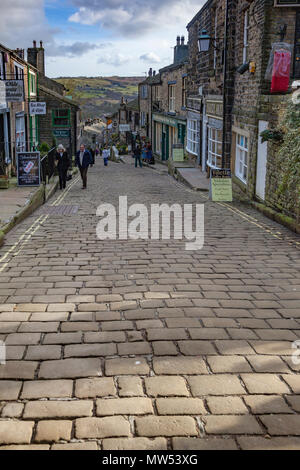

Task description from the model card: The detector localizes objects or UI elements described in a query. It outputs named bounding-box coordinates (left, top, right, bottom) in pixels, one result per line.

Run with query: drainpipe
left=221, top=0, right=229, bottom=169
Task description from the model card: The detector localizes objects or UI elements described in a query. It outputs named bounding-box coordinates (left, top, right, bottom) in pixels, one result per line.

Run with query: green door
left=165, top=125, right=169, bottom=161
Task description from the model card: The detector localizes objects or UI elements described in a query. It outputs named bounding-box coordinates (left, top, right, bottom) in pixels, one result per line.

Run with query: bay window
left=186, top=119, right=199, bottom=156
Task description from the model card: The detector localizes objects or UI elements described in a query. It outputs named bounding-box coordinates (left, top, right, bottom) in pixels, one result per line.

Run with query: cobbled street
left=0, top=157, right=299, bottom=450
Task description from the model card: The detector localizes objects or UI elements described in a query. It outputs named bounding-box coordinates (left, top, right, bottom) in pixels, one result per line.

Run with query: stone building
left=0, top=43, right=38, bottom=181
left=186, top=0, right=300, bottom=222
left=26, top=41, right=80, bottom=157
left=139, top=36, right=189, bottom=161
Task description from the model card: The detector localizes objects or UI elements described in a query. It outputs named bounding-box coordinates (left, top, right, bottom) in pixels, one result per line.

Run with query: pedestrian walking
left=134, top=144, right=142, bottom=168
left=55, top=144, right=70, bottom=190
left=88, top=146, right=95, bottom=167
left=102, top=145, right=110, bottom=166
left=75, top=143, right=92, bottom=189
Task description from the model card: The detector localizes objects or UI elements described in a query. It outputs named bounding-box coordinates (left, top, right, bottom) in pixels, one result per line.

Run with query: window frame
left=186, top=119, right=199, bottom=156
left=52, top=108, right=71, bottom=128
left=29, top=70, right=37, bottom=97
left=235, top=133, right=248, bottom=184
left=14, top=62, right=24, bottom=80
left=169, top=84, right=176, bottom=113
left=207, top=126, right=222, bottom=169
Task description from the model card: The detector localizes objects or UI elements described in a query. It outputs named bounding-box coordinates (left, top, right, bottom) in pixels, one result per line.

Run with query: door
left=256, top=120, right=268, bottom=201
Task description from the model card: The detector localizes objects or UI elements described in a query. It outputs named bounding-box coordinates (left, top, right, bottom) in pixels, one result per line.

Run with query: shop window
left=52, top=109, right=70, bottom=127
left=235, top=133, right=248, bottom=183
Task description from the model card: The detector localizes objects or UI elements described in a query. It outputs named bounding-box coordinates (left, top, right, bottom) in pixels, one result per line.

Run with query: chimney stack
left=27, top=39, right=45, bottom=75
left=148, top=68, right=153, bottom=77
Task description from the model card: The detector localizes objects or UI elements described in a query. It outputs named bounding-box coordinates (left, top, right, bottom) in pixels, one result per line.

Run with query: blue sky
left=1, top=0, right=204, bottom=77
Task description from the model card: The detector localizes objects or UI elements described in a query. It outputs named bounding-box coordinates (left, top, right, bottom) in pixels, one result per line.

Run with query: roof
left=159, top=61, right=187, bottom=75
left=0, top=43, right=38, bottom=73
left=126, top=98, right=139, bottom=111
left=139, top=73, right=161, bottom=86
left=39, top=84, right=80, bottom=109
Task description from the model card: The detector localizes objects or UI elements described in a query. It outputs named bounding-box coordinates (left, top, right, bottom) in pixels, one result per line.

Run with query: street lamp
left=198, top=30, right=211, bottom=53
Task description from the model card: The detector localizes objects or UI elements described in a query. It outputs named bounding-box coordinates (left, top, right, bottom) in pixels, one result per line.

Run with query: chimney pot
left=153, top=71, right=156, bottom=76
left=33, top=40, right=36, bottom=48
left=181, top=36, right=185, bottom=45
left=40, top=41, right=43, bottom=48
left=176, top=36, right=180, bottom=46
left=149, top=67, right=153, bottom=77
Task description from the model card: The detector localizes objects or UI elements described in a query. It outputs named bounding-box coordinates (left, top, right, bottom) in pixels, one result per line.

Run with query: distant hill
left=54, top=76, right=144, bottom=120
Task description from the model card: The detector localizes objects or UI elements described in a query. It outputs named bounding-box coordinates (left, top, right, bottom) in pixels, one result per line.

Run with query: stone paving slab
left=0, top=158, right=300, bottom=449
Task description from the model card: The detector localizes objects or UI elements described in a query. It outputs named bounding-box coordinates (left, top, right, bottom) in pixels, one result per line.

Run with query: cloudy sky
left=0, top=0, right=204, bottom=78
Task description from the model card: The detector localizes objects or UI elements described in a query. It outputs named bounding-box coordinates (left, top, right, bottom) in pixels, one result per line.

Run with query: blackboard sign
left=17, top=152, right=40, bottom=187
left=210, top=168, right=233, bottom=202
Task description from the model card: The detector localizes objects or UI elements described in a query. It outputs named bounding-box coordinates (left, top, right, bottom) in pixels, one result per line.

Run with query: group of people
left=133, top=141, right=154, bottom=168
left=55, top=143, right=110, bottom=190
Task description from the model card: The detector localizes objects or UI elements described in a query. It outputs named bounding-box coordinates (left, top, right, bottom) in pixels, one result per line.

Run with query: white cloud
left=68, top=0, right=204, bottom=38
left=97, top=52, right=131, bottom=67
left=0, top=0, right=56, bottom=50
left=140, top=52, right=161, bottom=63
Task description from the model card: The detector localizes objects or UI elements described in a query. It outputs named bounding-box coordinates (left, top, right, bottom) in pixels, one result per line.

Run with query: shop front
left=153, top=113, right=186, bottom=161
left=203, top=97, right=223, bottom=172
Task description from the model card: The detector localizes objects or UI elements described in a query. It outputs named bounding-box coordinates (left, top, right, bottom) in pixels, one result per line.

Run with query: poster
left=5, top=80, right=24, bottom=102
left=17, top=152, right=40, bottom=187
left=210, top=169, right=233, bottom=202
left=172, top=144, right=184, bottom=162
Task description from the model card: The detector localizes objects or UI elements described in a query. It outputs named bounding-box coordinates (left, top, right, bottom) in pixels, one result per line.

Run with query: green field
left=54, top=76, right=144, bottom=120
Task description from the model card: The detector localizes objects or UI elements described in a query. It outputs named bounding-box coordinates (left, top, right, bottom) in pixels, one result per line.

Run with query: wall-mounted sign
left=53, top=129, right=70, bottom=138
left=17, top=152, right=40, bottom=187
left=29, top=102, right=46, bottom=115
left=119, top=124, right=130, bottom=132
left=5, top=80, right=24, bottom=102
left=210, top=168, right=232, bottom=202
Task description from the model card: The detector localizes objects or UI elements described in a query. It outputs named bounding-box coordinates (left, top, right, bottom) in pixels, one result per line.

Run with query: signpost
left=17, top=152, right=40, bottom=187
left=29, top=102, right=46, bottom=115
left=5, top=80, right=24, bottom=102
left=210, top=168, right=233, bottom=202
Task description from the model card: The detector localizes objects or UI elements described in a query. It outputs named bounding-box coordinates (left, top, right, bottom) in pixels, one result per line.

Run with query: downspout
left=27, top=66, right=32, bottom=150
left=221, top=0, right=229, bottom=169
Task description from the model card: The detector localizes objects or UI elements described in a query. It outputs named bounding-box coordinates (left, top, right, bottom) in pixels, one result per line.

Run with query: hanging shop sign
left=210, top=168, right=232, bottom=202
left=5, top=80, right=24, bottom=102
left=17, top=152, right=40, bottom=187
left=29, top=102, right=46, bottom=115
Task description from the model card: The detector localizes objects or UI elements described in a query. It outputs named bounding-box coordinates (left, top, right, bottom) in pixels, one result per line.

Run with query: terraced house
left=0, top=44, right=39, bottom=185
left=186, top=0, right=300, bottom=225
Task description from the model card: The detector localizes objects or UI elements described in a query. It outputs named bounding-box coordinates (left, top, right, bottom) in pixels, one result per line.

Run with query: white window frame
left=29, top=71, right=37, bottom=97
left=207, top=126, right=222, bottom=168
left=14, top=62, right=24, bottom=80
left=140, top=111, right=146, bottom=127
left=243, top=10, right=250, bottom=63
left=15, top=114, right=26, bottom=153
left=186, top=119, right=199, bottom=156
left=169, top=85, right=175, bottom=113
left=235, top=133, right=248, bottom=183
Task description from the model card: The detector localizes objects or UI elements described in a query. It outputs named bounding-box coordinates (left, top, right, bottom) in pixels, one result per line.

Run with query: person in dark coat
left=75, top=144, right=92, bottom=189
left=134, top=144, right=142, bottom=168
left=88, top=146, right=95, bottom=166
left=55, top=144, right=70, bottom=190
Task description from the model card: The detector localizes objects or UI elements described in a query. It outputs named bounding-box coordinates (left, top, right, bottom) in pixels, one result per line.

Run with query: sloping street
left=0, top=157, right=299, bottom=450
